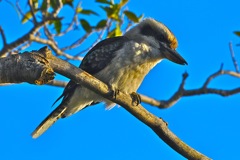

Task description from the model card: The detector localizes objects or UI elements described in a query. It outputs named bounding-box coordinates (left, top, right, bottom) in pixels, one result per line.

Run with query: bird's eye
left=159, top=35, right=165, bottom=41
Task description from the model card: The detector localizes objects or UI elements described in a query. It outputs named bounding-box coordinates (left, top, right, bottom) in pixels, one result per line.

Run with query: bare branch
left=28, top=0, right=38, bottom=24
left=16, top=41, right=32, bottom=52
left=0, top=18, right=53, bottom=56
left=47, top=80, right=67, bottom=88
left=229, top=41, right=239, bottom=72
left=141, top=68, right=240, bottom=109
left=202, top=64, right=223, bottom=88
left=0, top=47, right=211, bottom=159
left=51, top=0, right=63, bottom=18
left=53, top=1, right=81, bottom=37
left=0, top=26, right=7, bottom=46
left=61, top=32, right=91, bottom=51
left=30, top=36, right=82, bottom=60
left=44, top=47, right=211, bottom=159
left=16, top=0, right=26, bottom=18
left=184, top=87, right=240, bottom=97
left=0, top=49, right=54, bottom=84
left=72, top=30, right=105, bottom=58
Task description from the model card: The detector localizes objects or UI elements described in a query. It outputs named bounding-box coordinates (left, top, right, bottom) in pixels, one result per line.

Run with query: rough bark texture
left=0, top=50, right=54, bottom=84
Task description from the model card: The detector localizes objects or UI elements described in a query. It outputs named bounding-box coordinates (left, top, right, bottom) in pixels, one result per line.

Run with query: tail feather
left=31, top=105, right=67, bottom=139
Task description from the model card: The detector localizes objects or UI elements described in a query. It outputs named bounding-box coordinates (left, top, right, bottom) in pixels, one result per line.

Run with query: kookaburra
left=32, top=18, right=187, bottom=138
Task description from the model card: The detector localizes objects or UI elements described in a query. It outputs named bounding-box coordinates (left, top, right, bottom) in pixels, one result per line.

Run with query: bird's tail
left=31, top=105, right=67, bottom=139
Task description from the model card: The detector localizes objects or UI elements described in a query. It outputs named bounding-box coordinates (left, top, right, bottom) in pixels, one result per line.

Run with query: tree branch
left=140, top=66, right=240, bottom=109
left=0, top=47, right=211, bottom=160
left=47, top=79, right=67, bottom=87
left=0, top=49, right=54, bottom=84
left=28, top=0, right=38, bottom=25
left=229, top=41, right=239, bottom=72
left=0, top=26, right=7, bottom=46
left=46, top=47, right=211, bottom=160
left=0, top=19, right=53, bottom=57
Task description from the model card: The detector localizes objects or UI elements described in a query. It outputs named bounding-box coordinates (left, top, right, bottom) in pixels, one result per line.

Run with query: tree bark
left=0, top=50, right=54, bottom=84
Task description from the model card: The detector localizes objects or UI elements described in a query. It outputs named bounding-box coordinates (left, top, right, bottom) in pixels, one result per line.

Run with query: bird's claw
left=130, top=92, right=141, bottom=106
left=108, top=85, right=119, bottom=99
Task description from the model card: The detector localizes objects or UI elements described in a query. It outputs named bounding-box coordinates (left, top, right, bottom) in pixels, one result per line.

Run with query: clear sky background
left=0, top=0, right=240, bottom=159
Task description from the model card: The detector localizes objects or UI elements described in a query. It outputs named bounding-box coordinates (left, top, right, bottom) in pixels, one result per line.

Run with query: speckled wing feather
left=80, top=36, right=130, bottom=74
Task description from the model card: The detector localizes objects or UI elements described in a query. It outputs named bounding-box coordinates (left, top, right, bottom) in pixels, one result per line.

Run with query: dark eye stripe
left=140, top=24, right=170, bottom=45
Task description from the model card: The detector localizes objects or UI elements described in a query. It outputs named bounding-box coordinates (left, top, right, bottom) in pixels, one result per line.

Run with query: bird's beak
left=160, top=43, right=187, bottom=65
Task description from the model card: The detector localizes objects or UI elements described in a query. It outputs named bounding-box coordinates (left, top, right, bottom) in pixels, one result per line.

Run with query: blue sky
left=0, top=0, right=240, bottom=159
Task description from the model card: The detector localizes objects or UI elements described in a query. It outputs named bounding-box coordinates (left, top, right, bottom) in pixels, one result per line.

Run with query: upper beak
left=160, top=43, right=188, bottom=65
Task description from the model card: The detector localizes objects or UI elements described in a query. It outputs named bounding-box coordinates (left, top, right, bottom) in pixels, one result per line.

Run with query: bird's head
left=124, top=18, right=187, bottom=65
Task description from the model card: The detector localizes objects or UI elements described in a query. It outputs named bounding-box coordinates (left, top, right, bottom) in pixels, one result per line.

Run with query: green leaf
left=101, top=6, right=113, bottom=15
left=138, top=14, right=144, bottom=21
left=96, top=20, right=107, bottom=29
left=234, top=31, right=240, bottom=37
left=53, top=19, right=62, bottom=34
left=50, top=0, right=58, bottom=9
left=95, top=0, right=112, bottom=5
left=78, top=9, right=99, bottom=16
left=107, top=24, right=122, bottom=37
left=21, top=11, right=33, bottom=23
left=119, top=0, right=128, bottom=7
left=62, top=0, right=74, bottom=7
left=124, top=11, right=139, bottom=23
left=80, top=19, right=92, bottom=33
left=76, top=7, right=82, bottom=13
left=41, top=0, right=48, bottom=11
left=32, top=0, right=38, bottom=9
left=107, top=28, right=116, bottom=38
left=101, top=5, right=120, bottom=21
left=115, top=24, right=122, bottom=36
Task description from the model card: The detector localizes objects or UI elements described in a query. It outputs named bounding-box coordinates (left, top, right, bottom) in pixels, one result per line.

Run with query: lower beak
left=160, top=43, right=187, bottom=65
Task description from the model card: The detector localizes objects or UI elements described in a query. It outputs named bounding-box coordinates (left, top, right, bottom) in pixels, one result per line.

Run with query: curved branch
left=140, top=67, right=240, bottom=109
left=0, top=26, right=7, bottom=46
left=40, top=47, right=210, bottom=160
left=0, top=19, right=52, bottom=56
left=31, top=36, right=83, bottom=60
left=229, top=42, right=239, bottom=72
left=0, top=47, right=211, bottom=159
left=28, top=0, right=38, bottom=25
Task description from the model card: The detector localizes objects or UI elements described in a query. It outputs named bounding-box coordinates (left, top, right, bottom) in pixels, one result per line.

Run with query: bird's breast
left=94, top=41, right=162, bottom=93
left=96, top=59, right=160, bottom=94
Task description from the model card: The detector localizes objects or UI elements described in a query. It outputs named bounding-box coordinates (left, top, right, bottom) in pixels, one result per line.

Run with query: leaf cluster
left=21, top=0, right=143, bottom=36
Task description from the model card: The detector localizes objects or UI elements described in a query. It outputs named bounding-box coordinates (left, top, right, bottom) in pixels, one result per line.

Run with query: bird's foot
left=108, top=85, right=119, bottom=99
left=130, top=92, right=141, bottom=106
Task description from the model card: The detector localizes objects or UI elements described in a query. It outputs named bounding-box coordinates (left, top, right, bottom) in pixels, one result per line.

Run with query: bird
left=32, top=18, right=187, bottom=138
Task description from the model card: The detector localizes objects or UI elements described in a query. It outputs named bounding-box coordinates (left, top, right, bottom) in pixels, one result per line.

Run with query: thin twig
left=0, top=26, right=7, bottom=46
left=51, top=0, right=63, bottom=18
left=53, top=1, right=81, bottom=37
left=47, top=80, right=67, bottom=87
left=229, top=41, right=239, bottom=72
left=31, top=36, right=83, bottom=60
left=141, top=68, right=240, bottom=109
left=61, top=32, right=91, bottom=51
left=202, top=64, right=223, bottom=88
left=0, top=19, right=53, bottom=56
left=28, top=0, right=38, bottom=24
left=73, top=29, right=106, bottom=58
left=16, top=41, right=32, bottom=52
left=16, top=0, right=25, bottom=17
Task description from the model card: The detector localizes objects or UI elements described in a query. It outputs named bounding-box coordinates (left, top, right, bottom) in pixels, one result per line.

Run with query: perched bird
left=32, top=18, right=187, bottom=138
